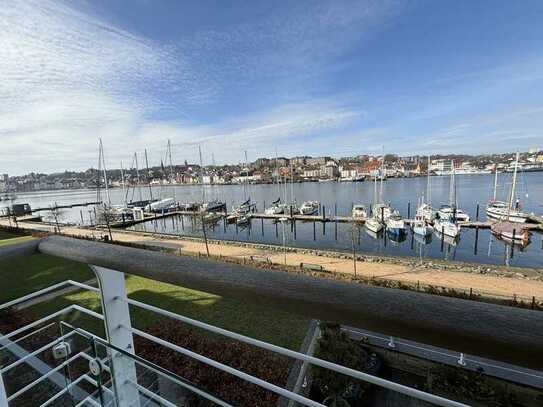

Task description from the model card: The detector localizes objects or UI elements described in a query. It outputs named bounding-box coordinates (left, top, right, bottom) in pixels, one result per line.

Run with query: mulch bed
left=135, top=319, right=293, bottom=406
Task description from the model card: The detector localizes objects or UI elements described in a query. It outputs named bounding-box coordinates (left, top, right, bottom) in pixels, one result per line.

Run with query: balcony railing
left=1, top=235, right=542, bottom=406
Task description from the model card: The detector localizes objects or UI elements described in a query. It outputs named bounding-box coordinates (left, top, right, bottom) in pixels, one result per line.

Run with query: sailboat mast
left=120, top=161, right=126, bottom=206
left=379, top=149, right=385, bottom=203
left=134, top=152, right=143, bottom=202
left=167, top=139, right=176, bottom=203
left=448, top=160, right=455, bottom=207
left=198, top=145, right=205, bottom=203
left=275, top=148, right=280, bottom=198
left=427, top=155, right=431, bottom=206
left=508, top=152, right=520, bottom=215
left=492, top=165, right=498, bottom=201
left=99, top=139, right=111, bottom=206
left=244, top=150, right=248, bottom=201
left=144, top=149, right=154, bottom=201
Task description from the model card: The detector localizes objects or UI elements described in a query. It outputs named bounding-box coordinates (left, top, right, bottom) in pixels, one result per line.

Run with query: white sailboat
left=486, top=163, right=530, bottom=223
left=437, top=160, right=470, bottom=222
left=416, top=156, right=436, bottom=222
left=299, top=201, right=319, bottom=215
left=365, top=177, right=383, bottom=233
left=351, top=204, right=367, bottom=220
left=491, top=152, right=531, bottom=245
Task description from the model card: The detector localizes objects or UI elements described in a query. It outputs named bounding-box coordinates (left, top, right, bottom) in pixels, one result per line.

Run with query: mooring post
left=383, top=226, right=387, bottom=247
left=261, top=218, right=264, bottom=236
left=322, top=205, right=326, bottom=221
left=275, top=221, right=278, bottom=238
left=181, top=215, right=184, bottom=230
left=410, top=232, right=414, bottom=250
left=335, top=219, right=338, bottom=241
left=223, top=217, right=226, bottom=233
left=313, top=221, right=316, bottom=240
left=80, top=210, right=84, bottom=225
left=476, top=203, right=480, bottom=221
left=263, top=200, right=266, bottom=212
left=441, top=226, right=445, bottom=252
left=407, top=201, right=411, bottom=219
left=293, top=220, right=297, bottom=240
left=474, top=226, right=479, bottom=255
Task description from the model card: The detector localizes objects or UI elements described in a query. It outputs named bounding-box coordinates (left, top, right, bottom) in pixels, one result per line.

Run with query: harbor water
left=3, top=173, right=543, bottom=268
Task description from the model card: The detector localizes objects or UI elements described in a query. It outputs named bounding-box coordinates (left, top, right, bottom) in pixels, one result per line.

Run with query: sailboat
left=490, top=152, right=531, bottom=245
left=351, top=204, right=367, bottom=220
left=265, top=198, right=285, bottom=215
left=199, top=146, right=225, bottom=213
left=486, top=163, right=530, bottom=223
left=416, top=156, right=436, bottom=222
left=437, top=160, right=470, bottom=222
left=365, top=177, right=383, bottom=233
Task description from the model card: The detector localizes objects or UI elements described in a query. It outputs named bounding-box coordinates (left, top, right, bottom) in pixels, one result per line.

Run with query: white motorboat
left=299, top=201, right=319, bottom=215
left=352, top=204, right=367, bottom=220
left=145, top=198, right=175, bottom=212
left=201, top=200, right=226, bottom=213
left=437, top=205, right=470, bottom=222
left=433, top=218, right=460, bottom=238
left=412, top=219, right=433, bottom=237
left=365, top=217, right=383, bottom=233
left=385, top=214, right=406, bottom=235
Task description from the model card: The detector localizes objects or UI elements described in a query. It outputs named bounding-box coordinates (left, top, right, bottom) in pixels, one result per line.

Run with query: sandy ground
left=4, top=219, right=543, bottom=299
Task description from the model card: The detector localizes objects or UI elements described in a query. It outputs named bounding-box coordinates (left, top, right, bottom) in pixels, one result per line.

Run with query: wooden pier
left=110, top=209, right=543, bottom=233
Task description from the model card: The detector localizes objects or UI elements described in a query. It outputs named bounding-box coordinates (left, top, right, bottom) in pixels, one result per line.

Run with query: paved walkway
left=4, top=219, right=543, bottom=301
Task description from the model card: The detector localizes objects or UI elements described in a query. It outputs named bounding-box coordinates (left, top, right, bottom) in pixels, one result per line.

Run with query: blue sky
left=1, top=0, right=543, bottom=174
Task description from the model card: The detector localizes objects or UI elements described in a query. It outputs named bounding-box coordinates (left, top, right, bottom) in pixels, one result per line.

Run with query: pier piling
left=261, top=218, right=264, bottom=236
left=476, top=203, right=480, bottom=221
left=440, top=226, right=445, bottom=252
left=407, top=201, right=411, bottom=218
left=313, top=221, right=316, bottom=241
left=474, top=226, right=479, bottom=255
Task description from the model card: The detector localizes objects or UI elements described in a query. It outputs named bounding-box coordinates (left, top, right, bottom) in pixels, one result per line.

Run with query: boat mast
left=120, top=161, right=126, bottom=206
left=448, top=160, right=455, bottom=207
left=379, top=148, right=385, bottom=204
left=99, top=138, right=111, bottom=207
left=198, top=145, right=205, bottom=203
left=144, top=149, right=154, bottom=201
left=492, top=164, right=498, bottom=201
left=167, top=139, right=176, bottom=203
left=427, top=155, right=431, bottom=206
left=290, top=160, right=294, bottom=204
left=275, top=148, right=280, bottom=199
left=507, top=152, right=520, bottom=218
left=244, top=150, right=248, bottom=201
left=134, top=152, right=143, bottom=202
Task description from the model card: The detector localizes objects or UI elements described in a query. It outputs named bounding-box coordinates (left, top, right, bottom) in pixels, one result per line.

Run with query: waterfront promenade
left=2, top=218, right=543, bottom=303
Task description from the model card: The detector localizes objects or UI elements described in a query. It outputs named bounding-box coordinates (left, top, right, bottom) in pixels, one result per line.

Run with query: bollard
left=294, top=220, right=297, bottom=240
left=313, top=221, right=316, bottom=241
left=261, top=218, right=264, bottom=236
left=476, top=203, right=480, bottom=221
left=532, top=296, right=536, bottom=310
left=440, top=226, right=445, bottom=252
left=469, top=287, right=473, bottom=299
left=407, top=201, right=411, bottom=219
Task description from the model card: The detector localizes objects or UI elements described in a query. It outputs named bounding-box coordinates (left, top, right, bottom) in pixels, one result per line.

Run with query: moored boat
left=299, top=201, right=319, bottom=215
left=352, top=204, right=367, bottom=220
left=385, top=214, right=406, bottom=235
left=365, top=217, right=383, bottom=233
left=433, top=218, right=460, bottom=238
left=491, top=221, right=530, bottom=244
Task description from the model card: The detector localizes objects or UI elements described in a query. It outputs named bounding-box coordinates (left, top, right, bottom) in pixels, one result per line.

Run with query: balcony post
left=91, top=266, right=140, bottom=407
left=1, top=371, right=7, bottom=406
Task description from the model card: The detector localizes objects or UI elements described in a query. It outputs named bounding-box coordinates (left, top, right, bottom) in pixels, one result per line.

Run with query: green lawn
left=1, top=253, right=309, bottom=350
left=0, top=230, right=34, bottom=247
